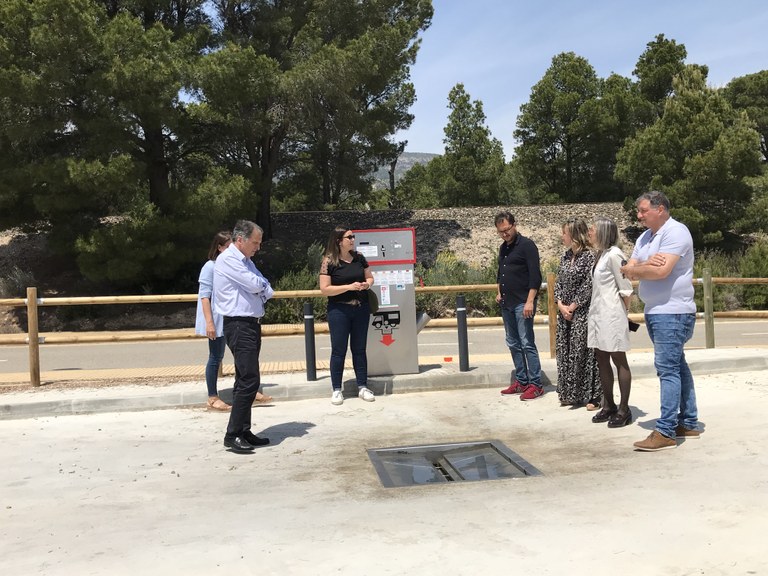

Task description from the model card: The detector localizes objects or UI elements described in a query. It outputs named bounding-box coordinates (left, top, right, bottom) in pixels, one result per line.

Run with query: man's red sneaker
left=501, top=380, right=527, bottom=395
left=520, top=384, right=544, bottom=401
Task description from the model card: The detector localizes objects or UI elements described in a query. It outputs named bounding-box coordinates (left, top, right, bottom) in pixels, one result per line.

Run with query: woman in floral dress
left=554, top=218, right=601, bottom=408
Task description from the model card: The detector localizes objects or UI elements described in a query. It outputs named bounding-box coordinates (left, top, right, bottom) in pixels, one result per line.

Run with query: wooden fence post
left=547, top=273, right=557, bottom=359
left=703, top=268, right=715, bottom=349
left=26, top=287, right=41, bottom=387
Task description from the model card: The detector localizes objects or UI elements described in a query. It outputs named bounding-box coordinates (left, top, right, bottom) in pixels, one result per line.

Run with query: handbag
left=367, top=290, right=379, bottom=314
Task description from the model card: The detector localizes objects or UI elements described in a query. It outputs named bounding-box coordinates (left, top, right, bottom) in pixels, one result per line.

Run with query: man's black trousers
left=223, top=317, right=262, bottom=439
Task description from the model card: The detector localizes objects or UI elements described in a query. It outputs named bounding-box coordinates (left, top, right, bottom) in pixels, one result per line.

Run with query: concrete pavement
left=1, top=347, right=767, bottom=575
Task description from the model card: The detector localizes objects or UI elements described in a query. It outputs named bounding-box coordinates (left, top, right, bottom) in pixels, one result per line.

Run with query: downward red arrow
left=380, top=334, right=395, bottom=346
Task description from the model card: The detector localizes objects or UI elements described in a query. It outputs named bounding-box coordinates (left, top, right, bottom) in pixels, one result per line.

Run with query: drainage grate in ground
left=367, top=440, right=542, bottom=488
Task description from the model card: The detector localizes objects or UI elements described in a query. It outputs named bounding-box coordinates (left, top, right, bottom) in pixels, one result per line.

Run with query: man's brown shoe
left=675, top=425, right=700, bottom=439
left=633, top=431, right=676, bottom=452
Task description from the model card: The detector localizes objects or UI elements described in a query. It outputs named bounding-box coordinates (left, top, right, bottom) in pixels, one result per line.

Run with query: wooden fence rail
left=1, top=272, right=767, bottom=386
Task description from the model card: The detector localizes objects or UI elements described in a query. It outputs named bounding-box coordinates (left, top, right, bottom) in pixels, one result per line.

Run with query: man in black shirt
left=495, top=211, right=544, bottom=400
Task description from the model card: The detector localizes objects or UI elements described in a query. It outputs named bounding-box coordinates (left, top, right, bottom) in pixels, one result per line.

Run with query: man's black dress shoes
left=243, top=431, right=270, bottom=447
left=224, top=436, right=256, bottom=453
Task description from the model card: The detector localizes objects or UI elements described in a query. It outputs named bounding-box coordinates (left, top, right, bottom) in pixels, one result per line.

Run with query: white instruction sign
left=379, top=284, right=391, bottom=306
left=371, top=269, right=414, bottom=286
left=357, top=245, right=378, bottom=258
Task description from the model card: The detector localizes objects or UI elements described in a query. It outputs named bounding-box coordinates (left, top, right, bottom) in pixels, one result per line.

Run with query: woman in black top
left=319, top=227, right=375, bottom=405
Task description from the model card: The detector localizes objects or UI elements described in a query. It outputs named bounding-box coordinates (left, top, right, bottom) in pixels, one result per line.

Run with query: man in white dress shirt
left=214, top=220, right=274, bottom=453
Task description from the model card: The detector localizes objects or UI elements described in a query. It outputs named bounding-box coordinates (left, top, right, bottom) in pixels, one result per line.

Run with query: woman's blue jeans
left=327, top=301, right=370, bottom=390
left=501, top=303, right=541, bottom=386
left=205, top=336, right=227, bottom=397
left=645, top=313, right=698, bottom=438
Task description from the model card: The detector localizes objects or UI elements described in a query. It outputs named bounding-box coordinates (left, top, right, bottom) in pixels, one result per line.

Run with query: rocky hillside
left=270, top=203, right=635, bottom=271
left=371, top=152, right=439, bottom=189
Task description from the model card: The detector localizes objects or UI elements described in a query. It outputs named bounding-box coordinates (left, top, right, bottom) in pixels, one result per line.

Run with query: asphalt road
left=0, top=319, right=766, bottom=374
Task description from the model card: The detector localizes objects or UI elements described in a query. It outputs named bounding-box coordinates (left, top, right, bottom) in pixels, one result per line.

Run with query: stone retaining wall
left=271, top=202, right=635, bottom=269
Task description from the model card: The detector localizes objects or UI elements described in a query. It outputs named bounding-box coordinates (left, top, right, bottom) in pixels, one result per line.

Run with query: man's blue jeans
left=645, top=313, right=698, bottom=438
left=501, top=303, right=541, bottom=386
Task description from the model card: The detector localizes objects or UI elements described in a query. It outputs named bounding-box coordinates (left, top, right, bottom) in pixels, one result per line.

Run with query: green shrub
left=415, top=251, right=497, bottom=318
left=266, top=267, right=325, bottom=324
left=264, top=242, right=327, bottom=324
left=413, top=249, right=557, bottom=318
left=305, top=242, right=325, bottom=274
left=739, top=239, right=768, bottom=309
left=0, top=266, right=35, bottom=297
left=75, top=171, right=249, bottom=290
left=262, top=241, right=768, bottom=324
left=694, top=249, right=744, bottom=311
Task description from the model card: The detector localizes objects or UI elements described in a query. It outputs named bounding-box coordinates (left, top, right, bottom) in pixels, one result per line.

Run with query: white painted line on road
left=743, top=332, right=768, bottom=335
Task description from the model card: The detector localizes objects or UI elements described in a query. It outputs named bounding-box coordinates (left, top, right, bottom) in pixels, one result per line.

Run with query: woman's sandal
left=207, top=396, right=231, bottom=412
left=254, top=392, right=273, bottom=405
left=586, top=400, right=601, bottom=411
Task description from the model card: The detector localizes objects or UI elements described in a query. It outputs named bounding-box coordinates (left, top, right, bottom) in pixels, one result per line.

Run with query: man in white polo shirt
left=621, top=191, right=700, bottom=452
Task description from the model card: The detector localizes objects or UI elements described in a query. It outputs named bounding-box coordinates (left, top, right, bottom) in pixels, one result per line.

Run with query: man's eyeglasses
left=343, top=234, right=355, bottom=240
left=497, top=225, right=514, bottom=236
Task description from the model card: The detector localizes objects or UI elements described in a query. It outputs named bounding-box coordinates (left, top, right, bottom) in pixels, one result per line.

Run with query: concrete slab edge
left=2, top=353, right=766, bottom=420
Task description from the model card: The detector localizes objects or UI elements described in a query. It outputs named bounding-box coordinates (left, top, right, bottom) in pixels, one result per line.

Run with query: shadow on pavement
left=259, top=421, right=316, bottom=445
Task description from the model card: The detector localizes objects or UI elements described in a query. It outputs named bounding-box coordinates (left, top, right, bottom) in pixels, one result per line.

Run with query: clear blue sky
left=398, top=0, right=768, bottom=157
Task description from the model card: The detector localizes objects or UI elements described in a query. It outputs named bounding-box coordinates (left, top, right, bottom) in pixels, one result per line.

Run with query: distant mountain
left=372, top=152, right=439, bottom=189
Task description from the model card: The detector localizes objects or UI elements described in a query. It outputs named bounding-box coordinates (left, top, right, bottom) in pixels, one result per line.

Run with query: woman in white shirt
left=195, top=231, right=233, bottom=411
left=587, top=217, right=634, bottom=428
